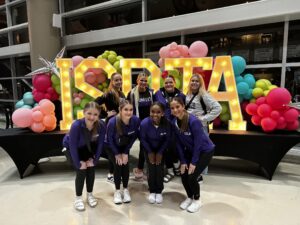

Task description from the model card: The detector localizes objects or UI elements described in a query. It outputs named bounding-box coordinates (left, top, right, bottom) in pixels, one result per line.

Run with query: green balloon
left=73, top=106, right=82, bottom=118
left=113, top=61, right=120, bottom=70
left=220, top=113, right=230, bottom=122
left=108, top=54, right=117, bottom=64
left=220, top=103, right=228, bottom=114
left=102, top=81, right=108, bottom=88
left=51, top=75, right=60, bottom=86
left=80, top=98, right=90, bottom=108
left=175, top=77, right=181, bottom=89
left=54, top=84, right=61, bottom=94
left=168, top=69, right=180, bottom=78
left=116, top=56, right=124, bottom=60
left=98, top=84, right=103, bottom=90
left=109, top=51, right=117, bottom=56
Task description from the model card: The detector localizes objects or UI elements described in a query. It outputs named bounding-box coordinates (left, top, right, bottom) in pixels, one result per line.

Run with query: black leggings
left=164, top=134, right=178, bottom=169
left=105, top=147, right=129, bottom=190
left=75, top=167, right=95, bottom=196
left=145, top=152, right=164, bottom=193
left=181, top=150, right=214, bottom=200
left=137, top=142, right=145, bottom=170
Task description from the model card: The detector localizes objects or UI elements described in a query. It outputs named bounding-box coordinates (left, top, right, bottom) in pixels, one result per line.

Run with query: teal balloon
left=23, top=95, right=34, bottom=105
left=21, top=105, right=32, bottom=109
left=235, top=76, right=244, bottom=84
left=80, top=98, right=90, bottom=108
left=23, top=92, right=33, bottom=98
left=244, top=73, right=256, bottom=89
left=15, top=100, right=25, bottom=109
left=232, top=56, right=246, bottom=76
left=237, top=82, right=249, bottom=95
left=34, top=103, right=39, bottom=107
left=244, top=88, right=253, bottom=100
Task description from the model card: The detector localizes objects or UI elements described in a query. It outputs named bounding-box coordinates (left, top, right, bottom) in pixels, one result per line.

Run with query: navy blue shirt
left=106, top=115, right=140, bottom=155
left=154, top=88, right=186, bottom=121
left=140, top=117, right=171, bottom=154
left=63, top=119, right=106, bottom=169
left=172, top=114, right=215, bottom=165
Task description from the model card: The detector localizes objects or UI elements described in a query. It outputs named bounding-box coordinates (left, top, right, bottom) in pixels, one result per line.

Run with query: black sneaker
left=197, top=175, right=203, bottom=184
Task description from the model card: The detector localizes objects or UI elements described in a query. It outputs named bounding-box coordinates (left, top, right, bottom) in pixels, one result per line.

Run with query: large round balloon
left=266, top=88, right=291, bottom=110
left=33, top=75, right=51, bottom=92
left=12, top=108, right=33, bottom=128
left=188, top=41, right=208, bottom=57
left=261, top=117, right=277, bottom=132
left=231, top=56, right=246, bottom=76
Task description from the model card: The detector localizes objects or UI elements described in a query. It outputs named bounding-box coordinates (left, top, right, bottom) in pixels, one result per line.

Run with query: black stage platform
left=0, top=128, right=299, bottom=179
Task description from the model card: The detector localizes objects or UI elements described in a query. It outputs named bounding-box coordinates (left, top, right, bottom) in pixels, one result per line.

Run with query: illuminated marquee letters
left=56, top=57, right=246, bottom=131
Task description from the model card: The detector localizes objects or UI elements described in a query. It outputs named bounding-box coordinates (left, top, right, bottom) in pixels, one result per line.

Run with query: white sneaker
left=187, top=200, right=202, bottom=213
left=123, top=189, right=131, bottom=203
left=148, top=193, right=156, bottom=204
left=87, top=193, right=98, bottom=207
left=114, top=190, right=122, bottom=204
left=74, top=198, right=85, bottom=211
left=179, top=198, right=193, bottom=210
left=155, top=193, right=163, bottom=204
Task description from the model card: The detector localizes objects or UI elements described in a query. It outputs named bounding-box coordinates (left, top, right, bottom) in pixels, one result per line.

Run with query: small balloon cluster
left=72, top=92, right=94, bottom=118
left=15, top=92, right=36, bottom=109
left=246, top=88, right=299, bottom=132
left=251, top=79, right=278, bottom=101
left=98, top=50, right=123, bottom=73
left=12, top=99, right=57, bottom=133
left=33, top=73, right=59, bottom=102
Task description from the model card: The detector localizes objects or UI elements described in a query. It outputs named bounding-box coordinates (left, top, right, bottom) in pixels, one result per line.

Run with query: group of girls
left=63, top=71, right=221, bottom=213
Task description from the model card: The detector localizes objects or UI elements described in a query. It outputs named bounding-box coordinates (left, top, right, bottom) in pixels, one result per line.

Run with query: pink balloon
left=283, top=108, right=299, bottom=122
left=251, top=115, right=262, bottom=126
left=276, top=117, right=287, bottom=129
left=255, top=97, right=266, bottom=106
left=78, top=93, right=85, bottom=99
left=90, top=68, right=102, bottom=76
left=87, top=56, right=95, bottom=59
left=33, top=74, right=51, bottom=92
left=32, top=106, right=41, bottom=112
left=286, top=120, right=299, bottom=131
left=73, top=93, right=79, bottom=98
left=39, top=100, right=55, bottom=115
left=43, top=115, right=57, bottom=127
left=72, top=55, right=84, bottom=68
left=169, top=50, right=181, bottom=58
left=12, top=108, right=33, bottom=128
left=266, top=88, right=291, bottom=110
left=158, top=58, right=164, bottom=68
left=178, top=45, right=189, bottom=57
left=188, top=41, right=208, bottom=57
left=32, top=111, right=43, bottom=122
left=159, top=46, right=170, bottom=58
left=257, top=104, right=272, bottom=117
left=96, top=73, right=106, bottom=83
left=74, top=97, right=81, bottom=105
left=169, top=42, right=178, bottom=50
left=31, top=122, right=45, bottom=133
left=85, top=72, right=96, bottom=84
left=246, top=103, right=258, bottom=116
left=270, top=110, right=280, bottom=121
left=261, top=117, right=277, bottom=132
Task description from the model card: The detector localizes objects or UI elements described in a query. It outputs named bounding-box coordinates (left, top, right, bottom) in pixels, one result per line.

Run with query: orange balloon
left=31, top=122, right=45, bottom=133
left=43, top=115, right=57, bottom=127
left=45, top=123, right=56, bottom=131
left=32, top=111, right=43, bottom=122
left=39, top=99, right=55, bottom=115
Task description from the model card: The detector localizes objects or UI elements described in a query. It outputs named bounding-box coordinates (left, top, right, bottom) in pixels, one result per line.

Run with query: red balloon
left=286, top=120, right=299, bottom=131
left=47, top=87, right=55, bottom=95
left=283, top=108, right=299, bottom=122
left=33, top=91, right=45, bottom=102
left=255, top=97, right=266, bottom=106
left=270, top=110, right=280, bottom=121
left=33, top=74, right=51, bottom=92
left=246, top=103, right=258, bottom=116
left=251, top=115, right=262, bottom=126
left=261, top=117, right=277, bottom=132
left=276, top=117, right=287, bottom=129
left=257, top=104, right=272, bottom=117
left=213, top=117, right=221, bottom=127
left=266, top=88, right=291, bottom=110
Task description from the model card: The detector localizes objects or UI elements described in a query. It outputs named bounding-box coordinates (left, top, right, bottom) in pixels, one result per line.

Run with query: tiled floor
left=1, top=142, right=300, bottom=225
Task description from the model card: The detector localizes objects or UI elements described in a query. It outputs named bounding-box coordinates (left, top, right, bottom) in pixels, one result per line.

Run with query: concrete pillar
left=26, top=0, right=61, bottom=70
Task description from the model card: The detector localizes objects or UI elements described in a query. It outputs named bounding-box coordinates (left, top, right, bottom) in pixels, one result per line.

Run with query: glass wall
left=65, top=2, right=142, bottom=35
left=285, top=67, right=300, bottom=102
left=287, top=20, right=300, bottom=63
left=64, top=0, right=110, bottom=12
left=146, top=0, right=260, bottom=21
left=185, top=23, right=284, bottom=64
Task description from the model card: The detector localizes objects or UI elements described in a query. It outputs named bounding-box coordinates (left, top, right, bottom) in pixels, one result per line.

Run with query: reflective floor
left=1, top=142, right=300, bottom=225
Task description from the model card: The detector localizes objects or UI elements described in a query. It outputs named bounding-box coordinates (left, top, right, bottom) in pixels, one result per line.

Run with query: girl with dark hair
left=127, top=72, right=154, bottom=180
left=186, top=74, right=221, bottom=183
left=95, top=72, right=125, bottom=182
left=62, top=102, right=106, bottom=211
left=140, top=102, right=171, bottom=204
left=105, top=100, right=140, bottom=204
left=170, top=97, right=215, bottom=213
left=154, top=76, right=186, bottom=183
